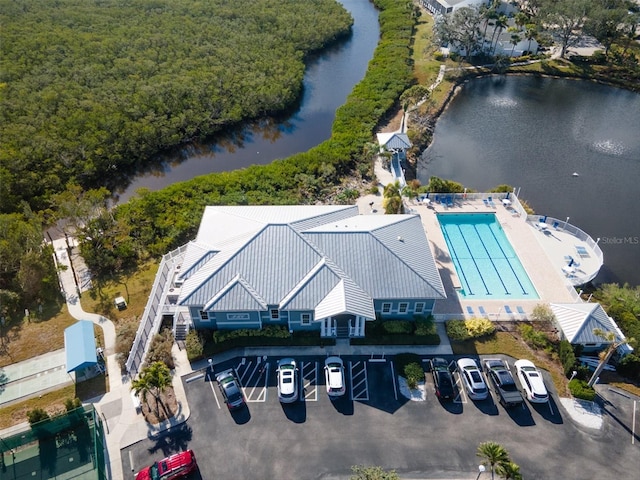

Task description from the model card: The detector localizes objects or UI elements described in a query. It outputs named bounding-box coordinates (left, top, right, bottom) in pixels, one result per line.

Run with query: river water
left=116, top=0, right=380, bottom=203
left=418, top=75, right=640, bottom=286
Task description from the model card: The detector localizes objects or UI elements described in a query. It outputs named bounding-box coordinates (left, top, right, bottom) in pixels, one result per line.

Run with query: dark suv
left=216, top=369, right=245, bottom=410
left=430, top=357, right=455, bottom=400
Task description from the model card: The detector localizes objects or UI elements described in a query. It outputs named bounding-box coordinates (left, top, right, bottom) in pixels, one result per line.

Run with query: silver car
left=456, top=358, right=488, bottom=400
left=276, top=358, right=298, bottom=403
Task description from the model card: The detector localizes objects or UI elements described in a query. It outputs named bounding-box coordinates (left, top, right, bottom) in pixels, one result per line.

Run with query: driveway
left=122, top=354, right=639, bottom=479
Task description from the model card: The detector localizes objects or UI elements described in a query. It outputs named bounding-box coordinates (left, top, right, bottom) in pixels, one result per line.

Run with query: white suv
left=276, top=358, right=298, bottom=403
left=324, top=356, right=346, bottom=398
left=514, top=359, right=548, bottom=403
left=456, top=358, right=488, bottom=400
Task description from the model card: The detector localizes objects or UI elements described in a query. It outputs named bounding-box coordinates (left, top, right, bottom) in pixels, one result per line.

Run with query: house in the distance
left=550, top=303, right=632, bottom=357
left=166, top=205, right=445, bottom=340
left=420, top=0, right=488, bottom=16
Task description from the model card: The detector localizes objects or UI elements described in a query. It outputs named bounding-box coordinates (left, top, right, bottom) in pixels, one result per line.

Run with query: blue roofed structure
left=64, top=320, right=98, bottom=373
left=550, top=303, right=632, bottom=355
left=161, top=206, right=446, bottom=340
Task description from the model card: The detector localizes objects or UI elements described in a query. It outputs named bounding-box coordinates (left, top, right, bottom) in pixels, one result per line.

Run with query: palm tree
left=477, top=441, right=510, bottom=480
left=524, top=24, right=538, bottom=54
left=509, top=32, right=522, bottom=57
left=132, top=361, right=173, bottom=418
left=491, top=15, right=508, bottom=54
left=496, top=461, right=522, bottom=480
left=588, top=328, right=635, bottom=387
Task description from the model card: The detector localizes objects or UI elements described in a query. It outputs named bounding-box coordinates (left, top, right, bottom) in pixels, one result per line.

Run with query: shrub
left=185, top=329, right=204, bottom=361
left=415, top=315, right=436, bottom=336
left=382, top=320, right=413, bottom=334
left=404, top=362, right=424, bottom=390
left=446, top=318, right=495, bottom=341
left=394, top=353, right=421, bottom=377
left=213, top=325, right=290, bottom=343
left=558, top=339, right=577, bottom=377
left=616, top=353, right=640, bottom=382
left=569, top=379, right=596, bottom=401
left=64, top=398, right=82, bottom=412
left=115, top=317, right=140, bottom=370
left=518, top=324, right=551, bottom=350
left=27, top=408, right=50, bottom=425
left=146, top=328, right=175, bottom=370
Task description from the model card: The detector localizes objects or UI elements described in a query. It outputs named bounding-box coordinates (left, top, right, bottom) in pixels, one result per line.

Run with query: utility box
left=114, top=296, right=127, bottom=311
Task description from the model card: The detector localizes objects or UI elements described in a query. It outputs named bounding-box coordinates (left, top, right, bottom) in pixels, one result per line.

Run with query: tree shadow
left=147, top=423, right=193, bottom=457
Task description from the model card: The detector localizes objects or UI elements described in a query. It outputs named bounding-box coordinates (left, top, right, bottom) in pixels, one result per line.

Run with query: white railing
left=527, top=214, right=604, bottom=264
left=125, top=243, right=189, bottom=377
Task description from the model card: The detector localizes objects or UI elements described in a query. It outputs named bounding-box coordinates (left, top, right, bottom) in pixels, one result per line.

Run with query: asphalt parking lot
left=122, top=354, right=639, bottom=479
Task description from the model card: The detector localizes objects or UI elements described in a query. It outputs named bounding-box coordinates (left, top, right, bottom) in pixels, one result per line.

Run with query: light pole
left=564, top=216, right=570, bottom=230
left=475, top=464, right=486, bottom=480
left=569, top=370, right=578, bottom=382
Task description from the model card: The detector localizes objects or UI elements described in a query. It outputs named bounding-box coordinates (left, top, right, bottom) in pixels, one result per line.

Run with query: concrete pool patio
left=356, top=190, right=602, bottom=321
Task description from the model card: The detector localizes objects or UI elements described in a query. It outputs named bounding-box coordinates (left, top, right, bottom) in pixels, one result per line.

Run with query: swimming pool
left=438, top=213, right=538, bottom=300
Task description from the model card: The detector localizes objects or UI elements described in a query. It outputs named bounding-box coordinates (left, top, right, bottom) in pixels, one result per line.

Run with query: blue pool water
left=438, top=213, right=538, bottom=299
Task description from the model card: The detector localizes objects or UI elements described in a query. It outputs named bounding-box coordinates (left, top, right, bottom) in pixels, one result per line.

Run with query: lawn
left=0, top=374, right=108, bottom=430
left=451, top=331, right=570, bottom=397
left=0, top=260, right=158, bottom=428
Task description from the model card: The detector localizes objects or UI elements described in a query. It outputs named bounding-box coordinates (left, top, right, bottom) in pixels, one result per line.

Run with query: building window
left=415, top=302, right=425, bottom=314
left=382, top=303, right=391, bottom=314
left=270, top=309, right=279, bottom=320
left=399, top=303, right=408, bottom=314
left=301, top=313, right=311, bottom=325
left=227, top=313, right=250, bottom=321
left=199, top=310, right=208, bottom=321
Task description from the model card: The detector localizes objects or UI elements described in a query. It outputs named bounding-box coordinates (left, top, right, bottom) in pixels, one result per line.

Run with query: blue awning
left=64, top=321, right=97, bottom=373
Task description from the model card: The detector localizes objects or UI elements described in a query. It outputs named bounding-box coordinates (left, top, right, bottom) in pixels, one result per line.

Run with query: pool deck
left=357, top=189, right=601, bottom=320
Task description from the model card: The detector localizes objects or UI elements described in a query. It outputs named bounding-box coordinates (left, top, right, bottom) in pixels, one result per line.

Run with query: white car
left=456, top=358, right=488, bottom=400
left=324, top=356, right=346, bottom=398
left=276, top=358, right=298, bottom=403
left=514, top=359, right=549, bottom=403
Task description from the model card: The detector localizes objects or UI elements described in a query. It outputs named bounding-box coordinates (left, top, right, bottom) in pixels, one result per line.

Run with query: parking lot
left=122, top=354, right=639, bottom=479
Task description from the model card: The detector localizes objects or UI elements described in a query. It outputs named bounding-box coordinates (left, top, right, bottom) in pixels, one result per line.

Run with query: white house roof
left=376, top=132, right=411, bottom=150
left=550, top=303, right=627, bottom=345
left=176, top=206, right=445, bottom=317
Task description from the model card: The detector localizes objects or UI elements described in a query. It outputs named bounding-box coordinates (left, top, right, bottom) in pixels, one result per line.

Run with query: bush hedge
left=351, top=316, right=440, bottom=346
left=446, top=318, right=495, bottom=341
left=200, top=327, right=334, bottom=357
left=568, top=379, right=597, bottom=401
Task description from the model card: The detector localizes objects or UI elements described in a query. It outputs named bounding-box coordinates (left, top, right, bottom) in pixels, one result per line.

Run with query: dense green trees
left=0, top=0, right=353, bottom=213
left=0, top=0, right=416, bottom=315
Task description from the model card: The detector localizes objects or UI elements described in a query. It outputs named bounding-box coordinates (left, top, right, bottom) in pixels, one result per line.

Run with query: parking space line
left=209, top=379, right=221, bottom=409
left=350, top=361, right=369, bottom=401
left=453, top=372, right=467, bottom=404
left=390, top=361, right=398, bottom=401
left=244, top=362, right=269, bottom=403
left=301, top=361, right=318, bottom=402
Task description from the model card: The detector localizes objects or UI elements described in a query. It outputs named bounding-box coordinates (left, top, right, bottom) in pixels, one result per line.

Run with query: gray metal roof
left=176, top=206, right=445, bottom=316
left=304, top=215, right=446, bottom=299
left=550, top=303, right=626, bottom=344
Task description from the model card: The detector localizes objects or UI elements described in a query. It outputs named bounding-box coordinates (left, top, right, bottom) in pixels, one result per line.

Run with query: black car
left=216, top=369, right=245, bottom=410
left=483, top=359, right=524, bottom=408
left=430, top=357, right=455, bottom=399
